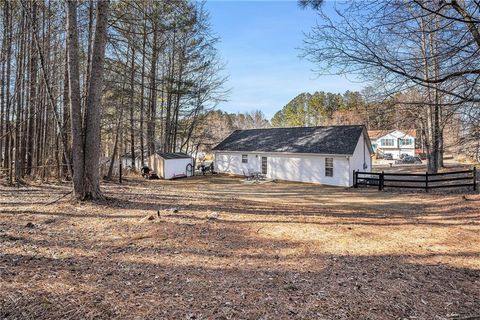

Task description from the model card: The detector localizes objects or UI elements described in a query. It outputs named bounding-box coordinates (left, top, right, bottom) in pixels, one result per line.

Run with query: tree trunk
left=429, top=16, right=442, bottom=171
left=3, top=1, right=12, bottom=176
left=106, top=112, right=123, bottom=180
left=419, top=11, right=438, bottom=173
left=66, top=1, right=85, bottom=198
left=164, top=29, right=176, bottom=152
left=171, top=52, right=184, bottom=152
left=26, top=1, right=38, bottom=176
left=107, top=48, right=129, bottom=180
left=147, top=26, right=158, bottom=157
left=451, top=0, right=480, bottom=49
left=83, top=0, right=94, bottom=113
left=83, top=0, right=109, bottom=200
left=62, top=43, right=71, bottom=179
left=14, top=10, right=27, bottom=186
left=139, top=20, right=146, bottom=167
left=0, top=17, right=4, bottom=166
left=129, top=46, right=135, bottom=169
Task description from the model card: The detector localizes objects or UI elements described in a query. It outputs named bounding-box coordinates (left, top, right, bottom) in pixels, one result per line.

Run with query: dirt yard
left=1, top=175, right=479, bottom=319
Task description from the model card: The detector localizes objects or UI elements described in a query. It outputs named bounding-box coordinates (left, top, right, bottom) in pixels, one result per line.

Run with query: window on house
left=399, top=138, right=412, bottom=146
left=325, top=157, right=333, bottom=177
left=242, top=154, right=248, bottom=163
left=381, top=138, right=394, bottom=146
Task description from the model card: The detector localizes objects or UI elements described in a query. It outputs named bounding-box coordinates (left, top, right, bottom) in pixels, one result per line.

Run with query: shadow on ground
left=0, top=175, right=479, bottom=319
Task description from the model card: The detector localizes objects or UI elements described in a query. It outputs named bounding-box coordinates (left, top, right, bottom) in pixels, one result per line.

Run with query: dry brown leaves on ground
left=0, top=175, right=479, bottom=319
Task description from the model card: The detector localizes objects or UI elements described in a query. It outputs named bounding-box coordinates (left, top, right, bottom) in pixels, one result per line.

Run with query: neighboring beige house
left=368, top=129, right=416, bottom=159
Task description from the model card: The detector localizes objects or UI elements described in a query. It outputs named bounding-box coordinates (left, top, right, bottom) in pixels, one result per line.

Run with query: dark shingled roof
left=213, top=125, right=370, bottom=155
left=156, top=152, right=191, bottom=160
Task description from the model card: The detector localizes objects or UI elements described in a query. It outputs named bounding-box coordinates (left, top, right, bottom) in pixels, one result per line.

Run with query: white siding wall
left=120, top=157, right=144, bottom=171
left=214, top=152, right=260, bottom=176
left=164, top=158, right=193, bottom=179
left=148, top=154, right=164, bottom=177
left=375, top=130, right=415, bottom=159
left=107, top=157, right=143, bottom=176
left=215, top=151, right=351, bottom=187
left=267, top=153, right=350, bottom=187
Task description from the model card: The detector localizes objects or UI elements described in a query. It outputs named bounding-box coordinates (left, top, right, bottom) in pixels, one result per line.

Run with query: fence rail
left=354, top=167, right=477, bottom=192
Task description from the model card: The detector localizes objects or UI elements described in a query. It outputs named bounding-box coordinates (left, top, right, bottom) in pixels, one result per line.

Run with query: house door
left=261, top=156, right=267, bottom=175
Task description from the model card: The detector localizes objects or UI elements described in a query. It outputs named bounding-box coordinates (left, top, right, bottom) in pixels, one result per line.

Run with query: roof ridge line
left=235, top=124, right=365, bottom=131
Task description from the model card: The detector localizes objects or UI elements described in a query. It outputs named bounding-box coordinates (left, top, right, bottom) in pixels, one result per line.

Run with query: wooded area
left=302, top=0, right=480, bottom=173
left=1, top=2, right=479, bottom=318
left=1, top=0, right=479, bottom=197
left=271, top=90, right=395, bottom=128
left=0, top=0, right=227, bottom=198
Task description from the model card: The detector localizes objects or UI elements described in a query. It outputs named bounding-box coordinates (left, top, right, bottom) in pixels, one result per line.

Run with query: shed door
left=261, top=156, right=267, bottom=175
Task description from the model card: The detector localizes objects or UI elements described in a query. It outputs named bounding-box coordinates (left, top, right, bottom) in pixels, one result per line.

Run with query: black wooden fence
left=354, top=167, right=477, bottom=192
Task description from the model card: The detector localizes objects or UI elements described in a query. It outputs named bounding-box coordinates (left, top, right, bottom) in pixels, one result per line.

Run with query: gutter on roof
left=212, top=150, right=354, bottom=157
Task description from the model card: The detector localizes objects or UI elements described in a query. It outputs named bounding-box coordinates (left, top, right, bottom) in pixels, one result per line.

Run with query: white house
left=119, top=150, right=147, bottom=171
left=213, top=125, right=373, bottom=187
left=148, top=152, right=194, bottom=179
left=368, top=129, right=416, bottom=159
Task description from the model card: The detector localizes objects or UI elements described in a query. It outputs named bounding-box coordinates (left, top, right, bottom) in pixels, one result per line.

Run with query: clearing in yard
left=0, top=175, right=479, bottom=319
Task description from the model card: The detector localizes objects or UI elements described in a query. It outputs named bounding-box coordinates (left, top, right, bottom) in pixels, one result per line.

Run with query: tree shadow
left=1, top=249, right=479, bottom=319
left=1, top=175, right=479, bottom=319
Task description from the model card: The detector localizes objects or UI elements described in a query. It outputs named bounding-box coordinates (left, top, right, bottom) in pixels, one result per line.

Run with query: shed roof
left=156, top=152, right=191, bottom=160
left=213, top=125, right=371, bottom=155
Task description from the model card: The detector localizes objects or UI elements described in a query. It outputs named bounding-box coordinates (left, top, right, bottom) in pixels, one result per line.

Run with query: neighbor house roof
left=156, top=152, right=191, bottom=160
left=367, top=130, right=392, bottom=140
left=405, top=129, right=417, bottom=138
left=213, top=125, right=372, bottom=155
left=368, top=129, right=417, bottom=140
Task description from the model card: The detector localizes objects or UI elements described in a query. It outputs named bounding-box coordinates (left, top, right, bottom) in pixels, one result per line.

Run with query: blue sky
left=204, top=0, right=364, bottom=119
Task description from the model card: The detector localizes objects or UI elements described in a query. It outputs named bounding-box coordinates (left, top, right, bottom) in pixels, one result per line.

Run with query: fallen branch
left=45, top=190, right=73, bottom=206
left=463, top=195, right=480, bottom=201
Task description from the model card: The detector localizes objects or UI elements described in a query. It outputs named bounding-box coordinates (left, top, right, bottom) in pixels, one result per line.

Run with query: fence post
left=353, top=170, right=357, bottom=188
left=474, top=167, right=477, bottom=192
left=119, top=162, right=123, bottom=184
left=425, top=171, right=429, bottom=193
left=379, top=171, right=384, bottom=191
